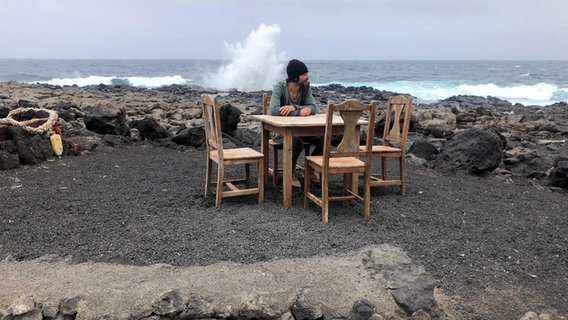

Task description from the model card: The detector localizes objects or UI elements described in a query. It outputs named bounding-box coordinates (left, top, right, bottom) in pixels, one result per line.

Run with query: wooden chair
left=367, top=95, right=413, bottom=195
left=202, top=94, right=264, bottom=206
left=263, top=93, right=311, bottom=186
left=304, top=99, right=377, bottom=224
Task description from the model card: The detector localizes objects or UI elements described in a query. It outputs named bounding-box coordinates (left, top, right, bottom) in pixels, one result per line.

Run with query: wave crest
left=42, top=75, right=187, bottom=88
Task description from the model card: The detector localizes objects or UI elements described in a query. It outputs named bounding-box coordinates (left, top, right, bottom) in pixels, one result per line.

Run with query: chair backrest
left=262, top=93, right=271, bottom=115
left=323, top=99, right=377, bottom=165
left=382, top=95, right=413, bottom=149
left=201, top=94, right=224, bottom=157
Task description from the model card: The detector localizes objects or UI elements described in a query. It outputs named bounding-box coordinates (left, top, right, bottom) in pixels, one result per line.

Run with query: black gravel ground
left=1, top=144, right=566, bottom=319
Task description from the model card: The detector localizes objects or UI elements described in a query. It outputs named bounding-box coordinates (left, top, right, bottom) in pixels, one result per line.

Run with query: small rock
left=11, top=296, right=35, bottom=316
left=519, top=311, right=539, bottom=320
left=291, top=298, right=323, bottom=320
left=152, top=290, right=185, bottom=317
left=60, top=296, right=82, bottom=316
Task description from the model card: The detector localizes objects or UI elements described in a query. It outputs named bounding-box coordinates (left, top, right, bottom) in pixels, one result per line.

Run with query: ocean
left=1, top=59, right=567, bottom=107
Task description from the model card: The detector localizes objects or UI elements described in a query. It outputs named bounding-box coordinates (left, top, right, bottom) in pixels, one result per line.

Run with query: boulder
left=544, top=156, right=568, bottom=189
left=374, top=109, right=417, bottom=138
left=408, top=139, right=439, bottom=161
left=434, top=128, right=506, bottom=174
left=231, top=128, right=260, bottom=146
left=219, top=103, right=241, bottom=133
left=171, top=126, right=205, bottom=147
left=0, top=150, right=19, bottom=170
left=8, top=126, right=53, bottom=165
left=84, top=101, right=130, bottom=136
left=413, top=105, right=457, bottom=134
left=52, top=102, right=84, bottom=122
left=179, top=293, right=215, bottom=319
left=130, top=117, right=169, bottom=140
left=152, top=290, right=185, bottom=317
left=0, top=105, right=11, bottom=118
left=390, top=274, right=446, bottom=319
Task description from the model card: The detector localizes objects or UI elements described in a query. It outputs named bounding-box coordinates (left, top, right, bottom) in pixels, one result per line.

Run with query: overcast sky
left=1, top=0, right=566, bottom=60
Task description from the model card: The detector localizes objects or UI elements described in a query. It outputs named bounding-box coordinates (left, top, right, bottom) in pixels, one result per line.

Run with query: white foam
left=41, top=75, right=187, bottom=88
left=127, top=75, right=186, bottom=87
left=45, top=75, right=114, bottom=87
left=311, top=80, right=565, bottom=106
left=456, top=82, right=558, bottom=105
left=206, top=23, right=286, bottom=91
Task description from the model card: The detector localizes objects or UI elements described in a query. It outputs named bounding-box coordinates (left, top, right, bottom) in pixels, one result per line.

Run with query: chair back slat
left=336, top=111, right=363, bottom=154
left=201, top=94, right=223, bottom=157
left=383, top=95, right=413, bottom=147
left=324, top=99, right=377, bottom=162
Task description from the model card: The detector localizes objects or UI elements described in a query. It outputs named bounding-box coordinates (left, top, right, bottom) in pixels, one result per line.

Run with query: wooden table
left=252, top=114, right=367, bottom=207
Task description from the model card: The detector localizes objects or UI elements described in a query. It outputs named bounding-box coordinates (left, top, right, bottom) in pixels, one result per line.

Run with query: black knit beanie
left=286, top=59, right=308, bottom=81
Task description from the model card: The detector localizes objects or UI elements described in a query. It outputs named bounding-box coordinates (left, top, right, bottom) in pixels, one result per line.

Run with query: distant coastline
left=1, top=59, right=567, bottom=106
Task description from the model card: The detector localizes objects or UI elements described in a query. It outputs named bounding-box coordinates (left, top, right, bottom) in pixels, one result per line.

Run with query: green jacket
left=269, top=80, right=317, bottom=116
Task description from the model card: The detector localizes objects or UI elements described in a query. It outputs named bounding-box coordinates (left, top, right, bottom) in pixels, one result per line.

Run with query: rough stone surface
left=434, top=127, right=505, bottom=174
left=83, top=101, right=130, bottom=136
left=0, top=245, right=423, bottom=320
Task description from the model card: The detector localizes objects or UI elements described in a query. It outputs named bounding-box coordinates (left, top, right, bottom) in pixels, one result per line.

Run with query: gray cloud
left=0, top=0, right=566, bottom=59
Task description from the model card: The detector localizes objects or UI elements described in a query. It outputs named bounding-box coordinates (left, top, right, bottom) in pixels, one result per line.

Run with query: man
left=269, top=59, right=323, bottom=187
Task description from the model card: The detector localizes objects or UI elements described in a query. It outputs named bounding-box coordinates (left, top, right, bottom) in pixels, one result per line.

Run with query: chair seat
left=306, top=156, right=366, bottom=173
left=360, top=145, right=401, bottom=154
left=211, top=147, right=263, bottom=160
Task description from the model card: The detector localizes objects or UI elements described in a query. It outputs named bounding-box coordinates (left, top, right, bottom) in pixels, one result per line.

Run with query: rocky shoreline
left=1, top=81, right=567, bottom=191
left=1, top=81, right=567, bottom=319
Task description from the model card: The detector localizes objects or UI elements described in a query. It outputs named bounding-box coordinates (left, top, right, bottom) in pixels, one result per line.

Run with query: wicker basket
left=0, top=108, right=58, bottom=141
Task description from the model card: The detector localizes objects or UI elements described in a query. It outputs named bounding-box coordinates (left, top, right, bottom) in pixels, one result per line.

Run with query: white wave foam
left=44, top=75, right=115, bottom=87
left=40, top=75, right=187, bottom=88
left=456, top=82, right=558, bottom=105
left=206, top=23, right=286, bottom=92
left=126, top=75, right=186, bottom=87
left=313, top=81, right=564, bottom=106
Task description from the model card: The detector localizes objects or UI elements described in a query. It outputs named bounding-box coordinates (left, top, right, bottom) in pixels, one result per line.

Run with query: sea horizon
left=1, top=58, right=567, bottom=106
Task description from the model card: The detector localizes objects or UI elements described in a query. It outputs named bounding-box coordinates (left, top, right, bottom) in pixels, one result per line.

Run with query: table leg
left=261, top=124, right=270, bottom=188
left=283, top=129, right=293, bottom=207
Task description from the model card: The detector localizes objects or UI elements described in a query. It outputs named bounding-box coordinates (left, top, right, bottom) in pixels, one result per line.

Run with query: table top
left=252, top=114, right=368, bottom=127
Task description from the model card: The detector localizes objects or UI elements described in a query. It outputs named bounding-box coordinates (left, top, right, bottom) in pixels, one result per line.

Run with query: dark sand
left=0, top=144, right=566, bottom=319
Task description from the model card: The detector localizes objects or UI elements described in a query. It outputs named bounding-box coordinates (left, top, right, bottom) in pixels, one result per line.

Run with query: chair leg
left=258, top=159, right=264, bottom=204
left=205, top=158, right=212, bottom=197
left=304, top=164, right=312, bottom=208
left=215, top=166, right=224, bottom=207
left=321, top=172, right=329, bottom=224
left=400, top=156, right=406, bottom=195
left=272, top=145, right=279, bottom=186
left=381, top=157, right=387, bottom=180
left=342, top=173, right=353, bottom=206
left=245, top=163, right=251, bottom=188
left=363, top=173, right=371, bottom=221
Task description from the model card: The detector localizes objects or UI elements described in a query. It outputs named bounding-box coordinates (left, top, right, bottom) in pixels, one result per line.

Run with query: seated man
left=269, top=59, right=323, bottom=187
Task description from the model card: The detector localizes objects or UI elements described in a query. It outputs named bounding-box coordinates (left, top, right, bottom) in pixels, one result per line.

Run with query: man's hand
left=299, top=107, right=312, bottom=116
left=279, top=105, right=296, bottom=116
